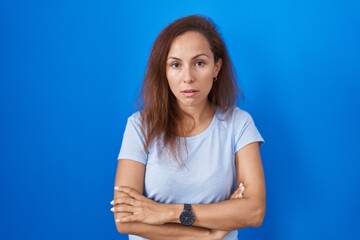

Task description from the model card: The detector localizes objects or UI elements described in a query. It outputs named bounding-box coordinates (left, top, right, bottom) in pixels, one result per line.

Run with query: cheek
left=204, top=81, right=214, bottom=94
left=166, top=74, right=177, bottom=95
left=166, top=70, right=178, bottom=82
left=201, top=78, right=215, bottom=97
left=202, top=72, right=215, bottom=89
left=166, top=71, right=180, bottom=88
left=167, top=81, right=176, bottom=94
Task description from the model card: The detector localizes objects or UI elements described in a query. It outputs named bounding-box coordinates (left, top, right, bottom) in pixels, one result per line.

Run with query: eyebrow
left=167, top=53, right=210, bottom=61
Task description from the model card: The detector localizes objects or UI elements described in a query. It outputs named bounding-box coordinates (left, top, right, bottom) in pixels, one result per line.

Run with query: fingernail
left=115, top=219, right=120, bottom=223
left=110, top=207, right=114, bottom=212
left=110, top=200, right=114, bottom=205
left=114, top=186, right=119, bottom=190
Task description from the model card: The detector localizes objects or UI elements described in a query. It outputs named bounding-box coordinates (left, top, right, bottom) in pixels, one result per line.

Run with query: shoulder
left=124, top=111, right=144, bottom=133
left=126, top=111, right=142, bottom=125
left=217, top=106, right=253, bottom=124
left=232, top=106, right=251, bottom=119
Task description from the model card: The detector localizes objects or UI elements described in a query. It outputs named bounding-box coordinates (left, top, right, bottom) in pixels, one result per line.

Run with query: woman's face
left=166, top=31, right=222, bottom=111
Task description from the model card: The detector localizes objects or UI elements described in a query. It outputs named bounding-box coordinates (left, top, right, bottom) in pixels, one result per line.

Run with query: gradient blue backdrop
left=1, top=0, right=359, bottom=239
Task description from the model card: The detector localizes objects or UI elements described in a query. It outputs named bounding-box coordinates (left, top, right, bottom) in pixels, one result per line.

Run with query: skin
left=111, top=31, right=266, bottom=239
left=166, top=31, right=222, bottom=130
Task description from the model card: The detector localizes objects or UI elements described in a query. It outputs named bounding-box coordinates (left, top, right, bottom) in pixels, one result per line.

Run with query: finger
left=231, top=182, right=246, bottom=199
left=114, top=186, right=138, bottom=197
left=116, top=214, right=139, bottom=223
left=115, top=186, right=147, bottom=201
left=114, top=211, right=131, bottom=217
left=230, top=188, right=241, bottom=199
left=230, top=182, right=244, bottom=199
left=111, top=205, right=136, bottom=213
left=114, top=190, right=131, bottom=197
left=113, top=197, right=138, bottom=206
left=112, top=191, right=131, bottom=205
left=234, top=192, right=243, bottom=199
left=240, top=184, right=245, bottom=194
left=239, top=184, right=245, bottom=198
left=114, top=212, right=132, bottom=223
left=113, top=187, right=131, bottom=201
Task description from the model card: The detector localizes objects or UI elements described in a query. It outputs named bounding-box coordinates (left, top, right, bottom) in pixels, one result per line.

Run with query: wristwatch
left=179, top=204, right=195, bottom=226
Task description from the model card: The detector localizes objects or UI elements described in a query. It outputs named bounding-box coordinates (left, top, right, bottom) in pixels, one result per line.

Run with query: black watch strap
left=184, top=204, right=192, bottom=211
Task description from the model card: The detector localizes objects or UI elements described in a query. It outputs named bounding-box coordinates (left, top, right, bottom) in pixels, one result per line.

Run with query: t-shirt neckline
left=179, top=107, right=219, bottom=142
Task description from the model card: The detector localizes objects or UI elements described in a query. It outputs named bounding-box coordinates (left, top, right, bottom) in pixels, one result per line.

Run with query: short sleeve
left=118, top=112, right=148, bottom=165
left=233, top=109, right=264, bottom=153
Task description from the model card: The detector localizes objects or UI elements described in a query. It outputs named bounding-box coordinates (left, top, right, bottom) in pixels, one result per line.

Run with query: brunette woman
left=111, top=15, right=266, bottom=240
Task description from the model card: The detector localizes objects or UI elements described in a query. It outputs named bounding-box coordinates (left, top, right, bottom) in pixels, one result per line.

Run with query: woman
left=111, top=15, right=266, bottom=240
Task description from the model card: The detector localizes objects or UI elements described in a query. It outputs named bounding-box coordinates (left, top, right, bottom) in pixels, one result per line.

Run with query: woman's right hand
left=209, top=182, right=246, bottom=240
left=230, top=182, right=246, bottom=199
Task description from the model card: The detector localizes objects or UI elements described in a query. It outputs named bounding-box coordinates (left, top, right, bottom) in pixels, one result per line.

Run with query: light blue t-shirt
left=118, top=107, right=264, bottom=240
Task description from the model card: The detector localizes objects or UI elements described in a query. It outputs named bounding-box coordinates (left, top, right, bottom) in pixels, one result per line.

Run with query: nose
left=183, top=66, right=195, bottom=84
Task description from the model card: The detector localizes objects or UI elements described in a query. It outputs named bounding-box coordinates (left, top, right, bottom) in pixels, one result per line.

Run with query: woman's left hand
left=111, top=186, right=171, bottom=225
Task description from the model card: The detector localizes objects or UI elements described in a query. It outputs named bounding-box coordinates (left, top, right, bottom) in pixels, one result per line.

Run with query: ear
left=214, top=58, right=223, bottom=77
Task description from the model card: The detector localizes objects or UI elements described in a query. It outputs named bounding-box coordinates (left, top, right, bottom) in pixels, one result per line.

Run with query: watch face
left=180, top=210, right=195, bottom=226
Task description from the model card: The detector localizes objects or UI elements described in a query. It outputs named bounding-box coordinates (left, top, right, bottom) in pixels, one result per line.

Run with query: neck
left=179, top=102, right=215, bottom=124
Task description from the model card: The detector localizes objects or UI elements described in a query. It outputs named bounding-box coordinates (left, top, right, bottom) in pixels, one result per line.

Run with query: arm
left=114, top=142, right=266, bottom=231
left=113, top=159, right=220, bottom=240
left=188, top=142, right=266, bottom=230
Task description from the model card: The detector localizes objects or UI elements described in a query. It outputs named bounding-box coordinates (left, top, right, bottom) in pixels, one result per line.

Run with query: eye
left=170, top=62, right=181, bottom=69
left=195, top=61, right=205, bottom=67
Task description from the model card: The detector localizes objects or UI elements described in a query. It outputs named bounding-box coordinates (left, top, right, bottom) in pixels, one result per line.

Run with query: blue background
left=1, top=0, right=359, bottom=239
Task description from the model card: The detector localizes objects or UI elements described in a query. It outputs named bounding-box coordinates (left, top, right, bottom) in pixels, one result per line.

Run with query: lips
left=181, top=89, right=199, bottom=97
left=181, top=89, right=198, bottom=93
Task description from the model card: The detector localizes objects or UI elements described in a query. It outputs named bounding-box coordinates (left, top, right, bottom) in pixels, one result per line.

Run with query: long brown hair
left=140, top=15, right=240, bottom=161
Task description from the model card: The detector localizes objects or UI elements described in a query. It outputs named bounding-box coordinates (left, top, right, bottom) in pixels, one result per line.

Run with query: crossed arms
left=111, top=142, right=266, bottom=240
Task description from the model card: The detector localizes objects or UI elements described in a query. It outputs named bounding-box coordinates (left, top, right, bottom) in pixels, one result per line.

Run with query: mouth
left=181, top=89, right=199, bottom=93
left=180, top=89, right=199, bottom=97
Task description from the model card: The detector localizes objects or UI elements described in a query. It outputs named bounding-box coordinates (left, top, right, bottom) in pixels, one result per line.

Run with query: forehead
left=167, top=31, right=213, bottom=58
